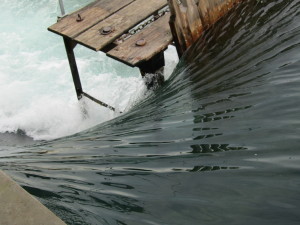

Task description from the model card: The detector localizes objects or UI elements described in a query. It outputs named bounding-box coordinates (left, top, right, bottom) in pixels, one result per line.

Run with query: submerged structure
left=48, top=0, right=242, bottom=109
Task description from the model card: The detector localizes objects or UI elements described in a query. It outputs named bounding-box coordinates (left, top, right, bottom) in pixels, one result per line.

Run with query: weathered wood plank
left=169, top=0, right=242, bottom=56
left=48, top=0, right=135, bottom=38
left=197, top=0, right=242, bottom=27
left=75, top=0, right=168, bottom=51
left=107, top=13, right=172, bottom=66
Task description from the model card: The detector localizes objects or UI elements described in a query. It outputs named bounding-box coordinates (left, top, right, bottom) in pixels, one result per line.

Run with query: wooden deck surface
left=75, top=0, right=168, bottom=51
left=107, top=13, right=172, bottom=66
left=48, top=0, right=171, bottom=67
left=48, top=0, right=135, bottom=39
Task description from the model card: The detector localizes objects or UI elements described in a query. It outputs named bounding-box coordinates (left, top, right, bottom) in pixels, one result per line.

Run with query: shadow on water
left=1, top=0, right=300, bottom=224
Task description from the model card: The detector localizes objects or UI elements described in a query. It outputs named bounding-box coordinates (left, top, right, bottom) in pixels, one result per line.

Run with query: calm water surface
left=1, top=0, right=300, bottom=224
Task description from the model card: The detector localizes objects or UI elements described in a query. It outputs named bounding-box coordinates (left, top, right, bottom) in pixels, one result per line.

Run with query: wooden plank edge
left=106, top=45, right=170, bottom=67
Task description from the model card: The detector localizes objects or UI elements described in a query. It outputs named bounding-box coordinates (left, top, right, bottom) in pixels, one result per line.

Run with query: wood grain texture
left=48, top=0, right=135, bottom=38
left=75, top=0, right=168, bottom=51
left=169, top=0, right=242, bottom=55
left=107, top=13, right=172, bottom=66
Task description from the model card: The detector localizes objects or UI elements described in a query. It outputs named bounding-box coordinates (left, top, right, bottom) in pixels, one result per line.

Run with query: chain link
left=115, top=6, right=170, bottom=44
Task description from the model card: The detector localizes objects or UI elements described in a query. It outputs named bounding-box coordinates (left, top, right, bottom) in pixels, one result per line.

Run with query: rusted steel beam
left=168, top=0, right=242, bottom=56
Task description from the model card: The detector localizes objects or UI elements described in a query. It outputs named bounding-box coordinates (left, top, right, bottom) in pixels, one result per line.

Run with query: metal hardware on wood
left=76, top=14, right=83, bottom=22
left=136, top=39, right=147, bottom=46
left=100, top=26, right=114, bottom=35
left=121, top=6, right=169, bottom=42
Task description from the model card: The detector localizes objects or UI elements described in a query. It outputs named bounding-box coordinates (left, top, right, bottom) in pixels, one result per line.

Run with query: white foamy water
left=0, top=0, right=178, bottom=140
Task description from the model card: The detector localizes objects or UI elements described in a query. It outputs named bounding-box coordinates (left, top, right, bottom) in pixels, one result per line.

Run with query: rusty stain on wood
left=168, top=0, right=242, bottom=57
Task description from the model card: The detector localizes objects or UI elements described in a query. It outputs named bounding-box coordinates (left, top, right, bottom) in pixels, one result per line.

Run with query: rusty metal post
left=63, top=37, right=83, bottom=100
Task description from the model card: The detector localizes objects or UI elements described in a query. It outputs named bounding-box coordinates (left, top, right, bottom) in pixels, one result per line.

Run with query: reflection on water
left=187, top=165, right=239, bottom=172
left=190, top=144, right=246, bottom=153
left=1, top=0, right=300, bottom=224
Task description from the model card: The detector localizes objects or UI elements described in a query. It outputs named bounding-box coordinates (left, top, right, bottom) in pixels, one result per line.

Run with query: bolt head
left=100, top=26, right=113, bottom=35
left=136, top=39, right=146, bottom=47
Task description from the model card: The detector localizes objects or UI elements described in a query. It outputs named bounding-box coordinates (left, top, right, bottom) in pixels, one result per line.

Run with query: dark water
left=1, top=0, right=300, bottom=224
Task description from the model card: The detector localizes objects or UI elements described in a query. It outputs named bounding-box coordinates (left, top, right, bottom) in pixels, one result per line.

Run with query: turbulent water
left=1, top=0, right=300, bottom=224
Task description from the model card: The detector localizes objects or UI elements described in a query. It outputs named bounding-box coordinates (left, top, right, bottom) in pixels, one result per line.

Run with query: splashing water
left=0, top=0, right=178, bottom=140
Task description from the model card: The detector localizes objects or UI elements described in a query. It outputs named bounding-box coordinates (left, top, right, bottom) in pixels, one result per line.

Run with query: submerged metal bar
left=58, top=0, right=66, bottom=16
left=82, top=92, right=117, bottom=112
left=63, top=37, right=83, bottom=100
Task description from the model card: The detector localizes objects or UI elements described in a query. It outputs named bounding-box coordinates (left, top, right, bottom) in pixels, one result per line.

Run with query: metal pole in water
left=58, top=0, right=66, bottom=16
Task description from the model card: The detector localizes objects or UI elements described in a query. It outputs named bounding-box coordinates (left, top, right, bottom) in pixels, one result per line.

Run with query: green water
left=0, top=0, right=300, bottom=224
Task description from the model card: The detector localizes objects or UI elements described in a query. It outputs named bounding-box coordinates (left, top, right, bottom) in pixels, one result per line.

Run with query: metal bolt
left=76, top=14, right=83, bottom=22
left=136, top=39, right=146, bottom=47
left=100, top=26, right=114, bottom=35
left=154, top=15, right=160, bottom=20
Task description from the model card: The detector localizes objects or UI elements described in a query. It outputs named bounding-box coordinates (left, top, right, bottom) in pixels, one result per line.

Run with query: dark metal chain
left=115, top=6, right=170, bottom=44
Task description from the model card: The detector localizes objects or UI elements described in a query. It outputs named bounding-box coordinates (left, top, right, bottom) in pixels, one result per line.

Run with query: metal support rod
left=63, top=37, right=119, bottom=112
left=63, top=37, right=83, bottom=100
left=82, top=92, right=117, bottom=112
left=58, top=0, right=66, bottom=16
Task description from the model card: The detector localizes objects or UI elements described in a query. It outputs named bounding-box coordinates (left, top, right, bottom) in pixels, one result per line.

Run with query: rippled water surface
left=1, top=0, right=300, bottom=224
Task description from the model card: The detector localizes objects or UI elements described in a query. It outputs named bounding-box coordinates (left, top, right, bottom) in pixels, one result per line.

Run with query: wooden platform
left=107, top=13, right=172, bottom=67
left=48, top=0, right=172, bottom=67
left=48, top=0, right=243, bottom=107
